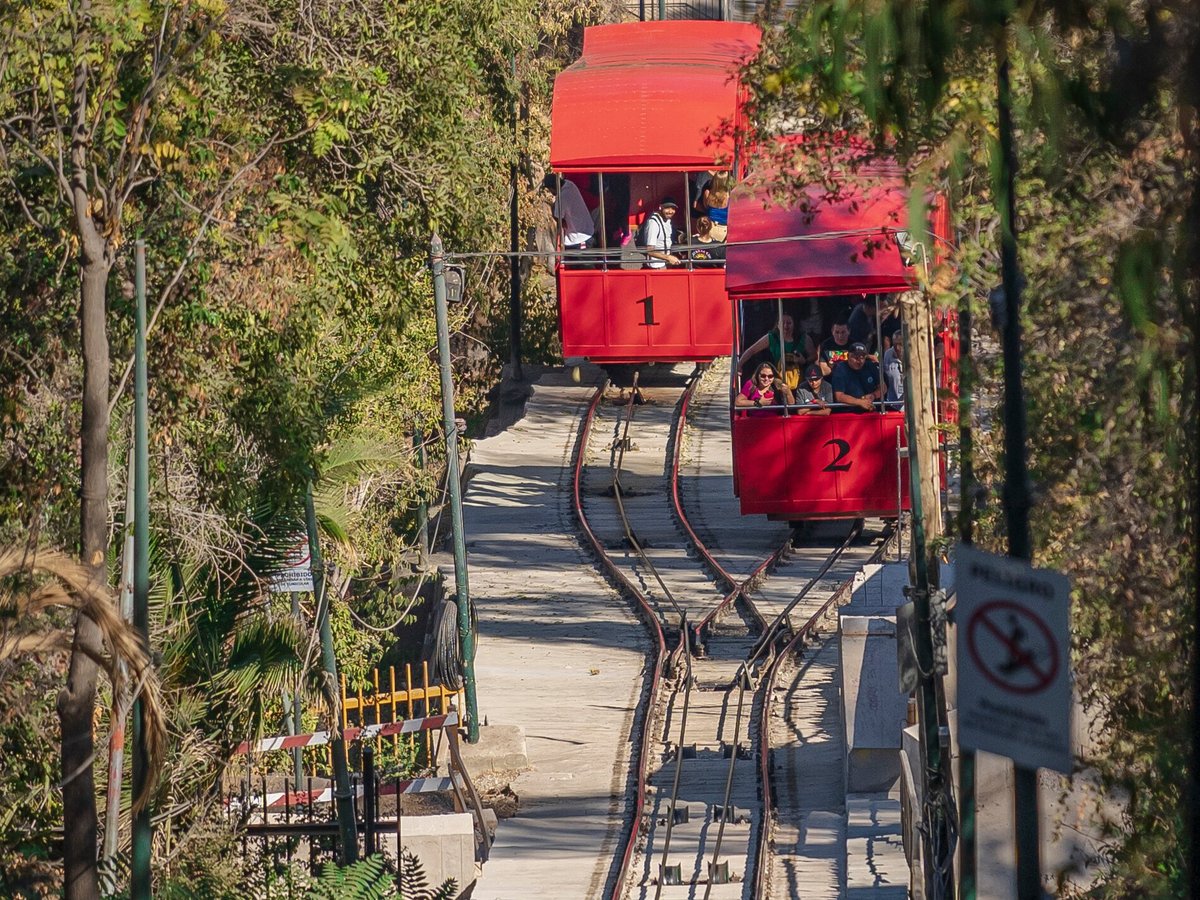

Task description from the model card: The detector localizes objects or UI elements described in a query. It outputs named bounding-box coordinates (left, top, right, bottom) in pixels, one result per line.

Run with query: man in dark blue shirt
left=831, top=342, right=882, bottom=412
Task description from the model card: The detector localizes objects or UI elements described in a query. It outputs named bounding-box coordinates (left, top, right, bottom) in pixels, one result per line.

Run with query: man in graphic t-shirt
left=818, top=321, right=854, bottom=377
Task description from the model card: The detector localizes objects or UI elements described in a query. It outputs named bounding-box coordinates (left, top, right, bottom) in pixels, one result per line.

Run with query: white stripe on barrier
left=235, top=711, right=459, bottom=755
left=245, top=773, right=464, bottom=810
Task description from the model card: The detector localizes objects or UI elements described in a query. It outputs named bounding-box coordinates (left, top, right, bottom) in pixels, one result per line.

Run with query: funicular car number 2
left=822, top=438, right=853, bottom=473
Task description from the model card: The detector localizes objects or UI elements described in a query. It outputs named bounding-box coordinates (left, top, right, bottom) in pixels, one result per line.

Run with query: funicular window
left=734, top=294, right=907, bottom=415
left=548, top=170, right=730, bottom=270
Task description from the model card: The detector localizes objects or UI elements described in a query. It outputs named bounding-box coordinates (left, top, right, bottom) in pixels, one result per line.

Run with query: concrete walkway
left=460, top=371, right=651, bottom=900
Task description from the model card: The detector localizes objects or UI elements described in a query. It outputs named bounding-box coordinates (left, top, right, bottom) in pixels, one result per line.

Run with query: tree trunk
left=58, top=259, right=111, bottom=900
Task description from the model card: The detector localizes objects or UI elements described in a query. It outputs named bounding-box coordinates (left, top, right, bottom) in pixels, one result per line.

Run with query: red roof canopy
left=550, top=21, right=761, bottom=173
left=725, top=171, right=919, bottom=298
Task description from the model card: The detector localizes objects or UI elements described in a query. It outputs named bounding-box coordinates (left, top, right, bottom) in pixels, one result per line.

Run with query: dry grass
left=0, top=546, right=166, bottom=812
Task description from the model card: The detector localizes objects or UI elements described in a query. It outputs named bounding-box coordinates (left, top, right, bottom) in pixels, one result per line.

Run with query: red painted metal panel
left=550, top=22, right=761, bottom=172
left=732, top=411, right=911, bottom=519
left=558, top=268, right=730, bottom=363
left=725, top=176, right=918, bottom=298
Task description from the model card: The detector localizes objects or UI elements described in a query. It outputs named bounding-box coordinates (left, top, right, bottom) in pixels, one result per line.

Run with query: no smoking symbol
left=966, top=600, right=1059, bottom=695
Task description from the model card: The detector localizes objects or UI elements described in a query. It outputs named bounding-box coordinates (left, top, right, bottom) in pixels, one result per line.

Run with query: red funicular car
left=548, top=20, right=760, bottom=366
left=725, top=159, right=956, bottom=520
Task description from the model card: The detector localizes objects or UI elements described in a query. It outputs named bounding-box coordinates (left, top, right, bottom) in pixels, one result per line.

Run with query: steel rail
left=744, top=520, right=865, bottom=669
left=668, top=371, right=779, bottom=637
left=752, top=530, right=899, bottom=897
left=588, top=370, right=875, bottom=898
left=571, top=384, right=668, bottom=900
left=702, top=666, right=753, bottom=900
left=653, top=622, right=693, bottom=900
left=612, top=371, right=687, bottom=624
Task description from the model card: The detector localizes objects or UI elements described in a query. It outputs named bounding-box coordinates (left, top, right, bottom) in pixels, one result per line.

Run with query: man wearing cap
left=796, top=364, right=833, bottom=415
left=643, top=197, right=682, bottom=268
left=831, top=342, right=882, bottom=412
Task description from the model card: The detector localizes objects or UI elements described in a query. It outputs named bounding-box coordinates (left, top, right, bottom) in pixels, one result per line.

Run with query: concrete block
left=451, top=724, right=529, bottom=773
left=382, top=813, right=476, bottom=899
left=840, top=615, right=907, bottom=794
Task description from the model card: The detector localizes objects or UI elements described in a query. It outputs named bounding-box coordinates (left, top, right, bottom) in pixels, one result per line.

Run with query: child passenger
left=795, top=364, right=833, bottom=415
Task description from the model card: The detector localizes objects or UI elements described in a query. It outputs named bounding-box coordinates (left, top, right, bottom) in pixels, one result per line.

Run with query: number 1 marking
left=636, top=296, right=659, bottom=327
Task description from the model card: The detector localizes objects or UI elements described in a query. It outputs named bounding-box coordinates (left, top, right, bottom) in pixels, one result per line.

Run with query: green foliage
left=749, top=1, right=1196, bottom=893
left=308, top=856, right=395, bottom=899
left=301, top=852, right=456, bottom=900
left=0, top=663, right=63, bottom=896
left=0, top=0, right=614, bottom=892
left=394, top=850, right=457, bottom=900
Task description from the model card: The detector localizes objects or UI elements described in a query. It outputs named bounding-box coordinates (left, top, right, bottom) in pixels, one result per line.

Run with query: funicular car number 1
left=636, top=295, right=659, bottom=327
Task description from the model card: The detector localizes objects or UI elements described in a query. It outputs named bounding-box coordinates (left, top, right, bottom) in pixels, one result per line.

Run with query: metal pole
left=131, top=240, right=152, bottom=900
left=996, top=22, right=1041, bottom=900
left=658, top=0, right=666, bottom=20
left=363, top=745, right=377, bottom=857
left=901, top=304, right=955, bottom=900
left=414, top=430, right=430, bottom=567
left=430, top=233, right=480, bottom=743
left=102, top=451, right=136, bottom=888
left=289, top=592, right=305, bottom=784
left=306, top=484, right=359, bottom=864
left=958, top=300, right=978, bottom=899
left=508, top=54, right=523, bottom=382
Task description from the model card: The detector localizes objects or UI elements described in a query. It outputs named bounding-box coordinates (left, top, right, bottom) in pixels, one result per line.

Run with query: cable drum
left=429, top=597, right=465, bottom=690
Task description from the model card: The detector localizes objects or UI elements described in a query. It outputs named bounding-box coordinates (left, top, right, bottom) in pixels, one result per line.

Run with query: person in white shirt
left=542, top=174, right=595, bottom=265
left=642, top=197, right=682, bottom=269
left=883, top=329, right=905, bottom=404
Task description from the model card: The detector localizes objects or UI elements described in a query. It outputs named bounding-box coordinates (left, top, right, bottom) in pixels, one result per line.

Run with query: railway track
left=572, top=364, right=896, bottom=899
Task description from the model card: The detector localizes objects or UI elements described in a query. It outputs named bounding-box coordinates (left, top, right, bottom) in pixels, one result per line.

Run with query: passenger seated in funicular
left=687, top=216, right=726, bottom=267
left=741, top=312, right=814, bottom=391
left=848, top=294, right=901, bottom=353
left=642, top=197, right=683, bottom=269
left=735, top=362, right=795, bottom=416
left=794, top=364, right=833, bottom=415
left=542, top=173, right=595, bottom=268
left=704, top=179, right=730, bottom=242
left=818, top=319, right=854, bottom=377
left=882, top=328, right=904, bottom=407
left=831, top=342, right=883, bottom=412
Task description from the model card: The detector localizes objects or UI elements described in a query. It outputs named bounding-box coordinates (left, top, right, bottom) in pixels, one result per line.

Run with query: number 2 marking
left=636, top=296, right=659, bottom=326
left=822, top=438, right=852, bottom=472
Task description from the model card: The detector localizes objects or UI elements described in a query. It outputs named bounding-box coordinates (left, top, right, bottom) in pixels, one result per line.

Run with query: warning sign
left=955, top=545, right=1072, bottom=773
left=267, top=533, right=315, bottom=594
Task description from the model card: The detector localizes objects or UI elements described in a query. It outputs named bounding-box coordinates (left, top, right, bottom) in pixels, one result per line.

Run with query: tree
left=0, top=2, right=223, bottom=895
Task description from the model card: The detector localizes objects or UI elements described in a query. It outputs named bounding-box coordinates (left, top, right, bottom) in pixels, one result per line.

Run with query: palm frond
left=317, top=436, right=405, bottom=486
left=0, top=546, right=166, bottom=813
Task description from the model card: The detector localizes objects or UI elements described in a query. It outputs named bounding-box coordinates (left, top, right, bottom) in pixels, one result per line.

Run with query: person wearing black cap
left=642, top=197, right=681, bottom=269
left=796, top=363, right=833, bottom=414
left=831, top=342, right=882, bottom=412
